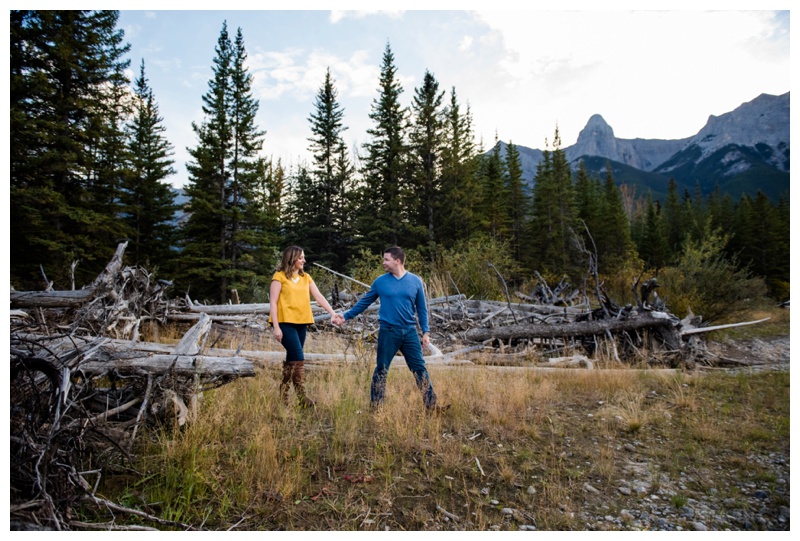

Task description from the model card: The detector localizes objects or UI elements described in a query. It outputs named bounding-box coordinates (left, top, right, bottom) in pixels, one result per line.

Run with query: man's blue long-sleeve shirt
left=343, top=272, right=429, bottom=333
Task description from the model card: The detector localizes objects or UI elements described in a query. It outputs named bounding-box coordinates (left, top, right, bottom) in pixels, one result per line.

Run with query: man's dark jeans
left=372, top=324, right=437, bottom=409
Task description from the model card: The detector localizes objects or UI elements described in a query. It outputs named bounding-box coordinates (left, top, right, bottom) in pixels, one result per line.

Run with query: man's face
left=382, top=253, right=402, bottom=275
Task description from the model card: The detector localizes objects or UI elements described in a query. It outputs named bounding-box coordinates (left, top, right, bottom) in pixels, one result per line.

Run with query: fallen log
left=10, top=288, right=95, bottom=308
left=78, top=353, right=255, bottom=378
left=465, top=311, right=680, bottom=350
left=10, top=242, right=129, bottom=309
left=186, top=296, right=271, bottom=315
left=680, top=317, right=770, bottom=336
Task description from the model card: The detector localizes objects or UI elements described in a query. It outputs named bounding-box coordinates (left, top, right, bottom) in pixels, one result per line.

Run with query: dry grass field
left=94, top=309, right=790, bottom=531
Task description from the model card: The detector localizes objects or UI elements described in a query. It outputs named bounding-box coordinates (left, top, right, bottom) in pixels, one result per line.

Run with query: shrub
left=431, top=234, right=521, bottom=300
left=657, top=225, right=768, bottom=322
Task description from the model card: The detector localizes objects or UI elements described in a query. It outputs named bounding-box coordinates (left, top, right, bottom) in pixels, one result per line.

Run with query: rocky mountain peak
left=571, top=114, right=621, bottom=162
left=688, top=92, right=789, bottom=166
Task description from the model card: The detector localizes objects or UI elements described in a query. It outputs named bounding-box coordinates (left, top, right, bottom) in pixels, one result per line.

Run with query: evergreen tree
left=10, top=10, right=131, bottom=288
left=574, top=159, right=602, bottom=247
left=739, top=191, right=788, bottom=297
left=635, top=195, right=669, bottom=270
left=503, top=141, right=529, bottom=262
left=121, top=59, right=177, bottom=271
left=284, top=164, right=325, bottom=258
left=226, top=27, right=267, bottom=293
left=527, top=128, right=580, bottom=278
left=477, top=139, right=509, bottom=241
left=662, top=177, right=684, bottom=260
left=439, top=88, right=479, bottom=246
left=596, top=164, right=634, bottom=273
left=298, top=68, right=354, bottom=270
left=181, top=22, right=234, bottom=301
left=180, top=22, right=267, bottom=302
left=409, top=70, right=446, bottom=257
left=354, top=42, right=410, bottom=253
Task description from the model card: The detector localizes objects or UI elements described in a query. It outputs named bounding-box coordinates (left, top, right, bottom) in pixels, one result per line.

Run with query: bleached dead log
left=544, top=355, right=594, bottom=369
left=312, top=261, right=371, bottom=289
left=185, top=296, right=271, bottom=315
left=480, top=305, right=508, bottom=325
left=465, top=311, right=680, bottom=349
left=680, top=317, right=770, bottom=336
left=11, top=288, right=95, bottom=308
left=166, top=313, right=254, bottom=323
left=78, top=353, right=255, bottom=378
left=174, top=312, right=213, bottom=355
left=89, top=241, right=128, bottom=290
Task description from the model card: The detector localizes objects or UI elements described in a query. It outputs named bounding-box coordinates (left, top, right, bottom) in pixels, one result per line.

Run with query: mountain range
left=497, top=91, right=789, bottom=203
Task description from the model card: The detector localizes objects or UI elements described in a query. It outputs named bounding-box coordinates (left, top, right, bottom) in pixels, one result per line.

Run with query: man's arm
left=343, top=286, right=380, bottom=321
left=414, top=279, right=430, bottom=333
left=414, top=277, right=430, bottom=349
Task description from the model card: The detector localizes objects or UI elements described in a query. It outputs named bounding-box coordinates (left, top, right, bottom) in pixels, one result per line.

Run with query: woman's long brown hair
left=278, top=246, right=305, bottom=277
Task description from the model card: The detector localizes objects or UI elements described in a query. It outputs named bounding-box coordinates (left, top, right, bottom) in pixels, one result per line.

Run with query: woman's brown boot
left=291, top=361, right=316, bottom=408
left=279, top=362, right=293, bottom=405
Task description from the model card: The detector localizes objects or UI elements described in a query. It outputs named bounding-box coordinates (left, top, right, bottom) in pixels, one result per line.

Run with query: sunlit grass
left=105, top=329, right=789, bottom=531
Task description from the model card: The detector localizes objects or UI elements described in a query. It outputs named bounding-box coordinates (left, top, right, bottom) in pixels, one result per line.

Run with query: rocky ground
left=539, top=336, right=790, bottom=531
left=435, top=336, right=791, bottom=532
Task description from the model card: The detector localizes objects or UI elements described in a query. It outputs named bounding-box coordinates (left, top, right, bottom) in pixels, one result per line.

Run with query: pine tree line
left=10, top=12, right=789, bottom=305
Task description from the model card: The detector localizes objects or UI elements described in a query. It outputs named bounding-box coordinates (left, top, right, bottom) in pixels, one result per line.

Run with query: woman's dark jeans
left=279, top=322, right=307, bottom=362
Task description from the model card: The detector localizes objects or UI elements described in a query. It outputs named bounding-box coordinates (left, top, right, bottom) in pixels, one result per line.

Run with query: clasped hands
left=331, top=313, right=345, bottom=326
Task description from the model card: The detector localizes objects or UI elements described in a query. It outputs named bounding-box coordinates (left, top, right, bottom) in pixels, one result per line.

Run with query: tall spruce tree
left=409, top=70, right=446, bottom=258
left=596, top=164, right=634, bottom=273
left=182, top=22, right=233, bottom=301
left=574, top=159, right=602, bottom=242
left=293, top=68, right=354, bottom=270
left=354, top=42, right=410, bottom=253
left=503, top=141, right=529, bottom=262
left=181, top=22, right=267, bottom=302
left=662, top=177, right=684, bottom=261
left=634, top=195, right=669, bottom=271
left=10, top=10, right=131, bottom=288
left=527, top=128, right=580, bottom=278
left=226, top=27, right=267, bottom=293
left=439, top=88, right=479, bottom=246
left=121, top=59, right=177, bottom=271
left=477, top=139, right=509, bottom=241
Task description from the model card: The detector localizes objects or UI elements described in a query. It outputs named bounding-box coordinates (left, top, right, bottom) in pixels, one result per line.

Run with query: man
left=333, top=246, right=444, bottom=413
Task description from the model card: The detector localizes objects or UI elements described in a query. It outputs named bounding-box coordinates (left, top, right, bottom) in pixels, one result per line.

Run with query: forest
left=10, top=10, right=790, bottom=314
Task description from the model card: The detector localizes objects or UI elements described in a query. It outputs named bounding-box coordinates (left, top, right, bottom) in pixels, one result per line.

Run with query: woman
left=269, top=246, right=337, bottom=408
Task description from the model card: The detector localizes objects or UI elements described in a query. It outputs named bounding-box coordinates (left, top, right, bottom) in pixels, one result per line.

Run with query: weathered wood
left=174, top=312, right=212, bottom=354
left=90, top=241, right=128, bottom=290
left=78, top=353, right=255, bottom=377
left=10, top=288, right=95, bottom=308
left=166, top=313, right=254, bottom=322
left=186, top=296, right=271, bottom=315
left=466, top=311, right=678, bottom=343
left=680, top=317, right=770, bottom=336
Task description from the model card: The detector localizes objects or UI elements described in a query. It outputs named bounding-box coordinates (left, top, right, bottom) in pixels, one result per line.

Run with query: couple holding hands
left=269, top=245, right=443, bottom=413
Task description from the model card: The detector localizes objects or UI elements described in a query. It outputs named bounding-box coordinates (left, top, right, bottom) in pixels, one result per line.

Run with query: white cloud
left=249, top=47, right=381, bottom=102
left=458, top=35, right=473, bottom=52
left=329, top=10, right=405, bottom=24
left=465, top=10, right=791, bottom=144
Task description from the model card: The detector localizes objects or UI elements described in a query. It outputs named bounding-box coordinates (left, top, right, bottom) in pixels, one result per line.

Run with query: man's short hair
left=383, top=246, right=405, bottom=264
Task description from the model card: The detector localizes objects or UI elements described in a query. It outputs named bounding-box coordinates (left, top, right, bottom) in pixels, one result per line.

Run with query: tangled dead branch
left=10, top=244, right=254, bottom=530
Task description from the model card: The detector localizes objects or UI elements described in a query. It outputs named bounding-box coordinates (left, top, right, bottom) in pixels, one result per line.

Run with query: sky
left=106, top=2, right=792, bottom=189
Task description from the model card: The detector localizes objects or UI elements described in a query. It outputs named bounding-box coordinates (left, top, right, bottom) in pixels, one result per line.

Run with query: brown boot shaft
left=291, top=361, right=316, bottom=408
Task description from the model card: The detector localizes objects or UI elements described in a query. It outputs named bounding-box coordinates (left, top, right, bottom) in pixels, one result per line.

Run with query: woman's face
left=294, top=252, right=306, bottom=272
